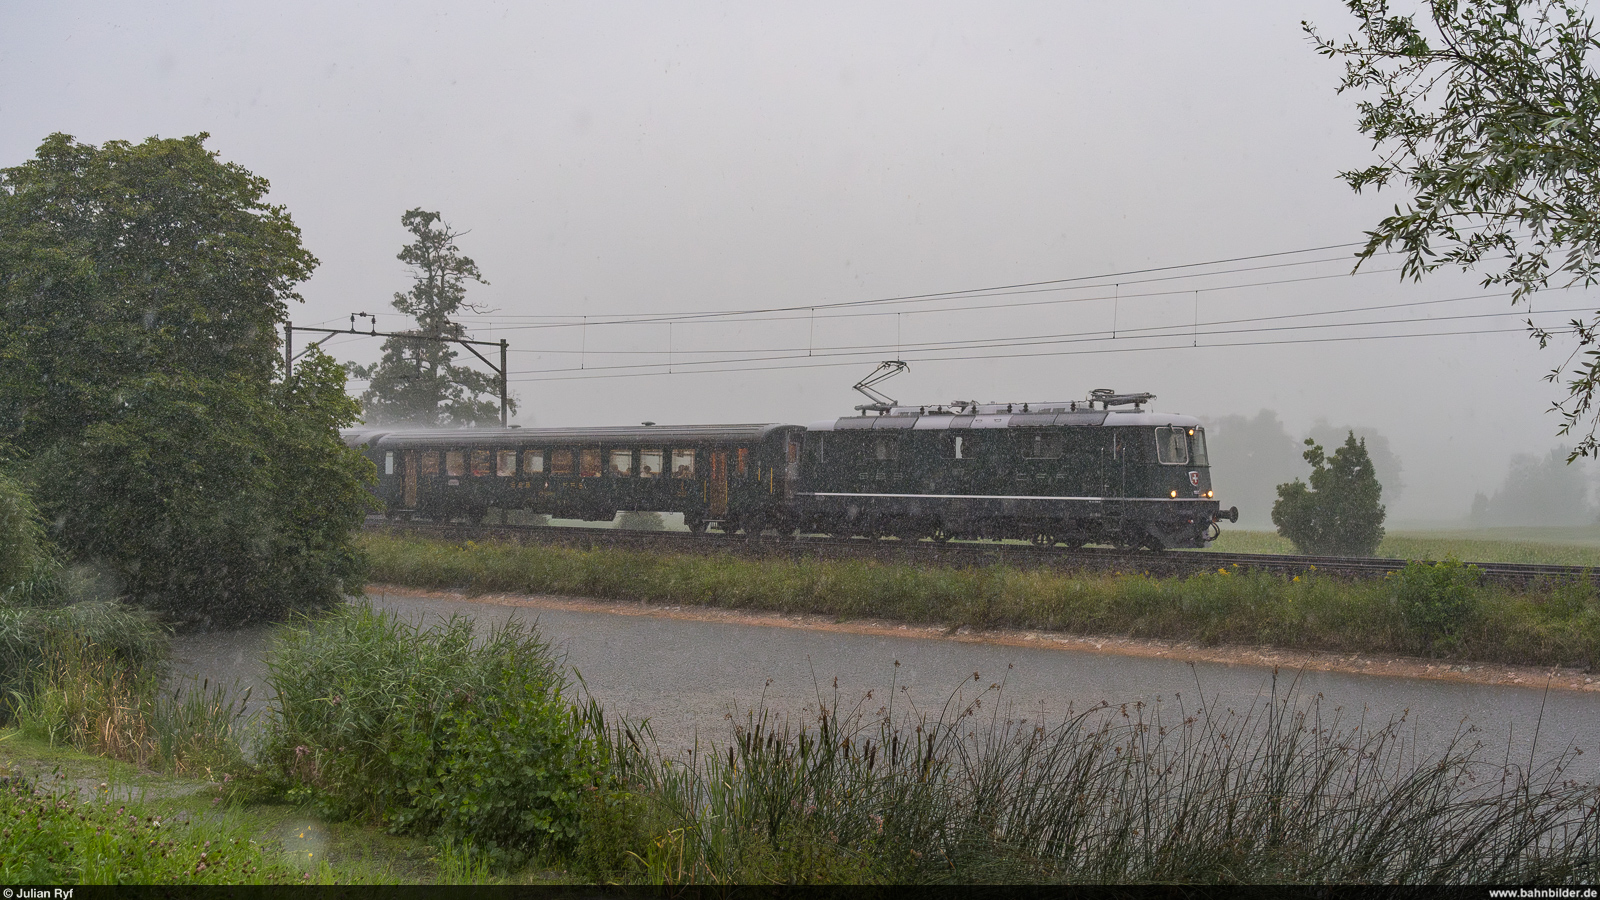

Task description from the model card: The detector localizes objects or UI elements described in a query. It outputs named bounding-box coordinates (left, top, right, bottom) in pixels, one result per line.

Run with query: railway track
left=364, top=518, right=1595, bottom=587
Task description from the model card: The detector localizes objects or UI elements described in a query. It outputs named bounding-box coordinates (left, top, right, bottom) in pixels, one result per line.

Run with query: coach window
left=735, top=448, right=748, bottom=477
left=497, top=450, right=517, bottom=477
left=446, top=451, right=466, bottom=477
left=550, top=449, right=574, bottom=476
left=580, top=449, right=603, bottom=477
left=421, top=452, right=441, bottom=476
left=874, top=436, right=899, bottom=461
left=1023, top=433, right=1062, bottom=460
left=941, top=433, right=966, bottom=460
left=471, top=450, right=493, bottom=476
left=1154, top=427, right=1189, bottom=465
left=640, top=450, right=663, bottom=478
left=610, top=449, right=634, bottom=477
left=523, top=450, right=544, bottom=474
left=384, top=452, right=395, bottom=475
left=672, top=449, right=695, bottom=478
left=1188, top=428, right=1209, bottom=466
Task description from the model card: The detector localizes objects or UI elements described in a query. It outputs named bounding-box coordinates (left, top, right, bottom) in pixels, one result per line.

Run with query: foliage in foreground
left=580, top=675, right=1600, bottom=885
left=1308, top=0, right=1600, bottom=456
left=0, top=772, right=304, bottom=885
left=0, top=133, right=370, bottom=625
left=261, top=604, right=602, bottom=868
left=364, top=534, right=1600, bottom=667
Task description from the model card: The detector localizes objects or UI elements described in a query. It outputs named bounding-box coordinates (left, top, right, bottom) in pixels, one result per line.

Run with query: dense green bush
left=1392, top=559, right=1482, bottom=654
left=1273, top=433, right=1387, bottom=556
left=262, top=604, right=601, bottom=867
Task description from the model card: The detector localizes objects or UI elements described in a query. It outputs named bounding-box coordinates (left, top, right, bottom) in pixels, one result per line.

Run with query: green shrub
left=262, top=604, right=601, bottom=867
left=1393, top=559, right=1481, bottom=653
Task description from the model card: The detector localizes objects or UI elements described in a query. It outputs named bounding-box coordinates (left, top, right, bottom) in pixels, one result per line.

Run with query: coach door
left=709, top=450, right=729, bottom=517
left=403, top=451, right=419, bottom=508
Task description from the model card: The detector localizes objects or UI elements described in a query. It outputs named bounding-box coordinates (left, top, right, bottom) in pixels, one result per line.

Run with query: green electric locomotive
left=792, top=391, right=1234, bottom=549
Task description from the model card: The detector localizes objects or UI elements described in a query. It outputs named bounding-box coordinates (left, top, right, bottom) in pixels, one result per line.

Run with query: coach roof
left=347, top=423, right=798, bottom=449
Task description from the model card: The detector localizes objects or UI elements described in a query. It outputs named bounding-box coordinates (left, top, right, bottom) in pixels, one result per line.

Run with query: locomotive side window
left=805, top=433, right=826, bottom=462
left=524, top=450, right=544, bottom=474
left=735, top=448, right=748, bottom=477
left=942, top=433, right=966, bottom=460
left=640, top=450, right=663, bottom=477
left=610, top=449, right=633, bottom=476
left=550, top=449, right=574, bottom=476
left=1022, top=432, right=1062, bottom=459
left=672, top=449, right=695, bottom=477
left=874, top=435, right=899, bottom=461
left=579, top=449, right=602, bottom=477
left=1154, top=427, right=1189, bottom=465
left=1189, top=428, right=1209, bottom=466
left=471, top=450, right=493, bottom=477
left=421, top=452, right=441, bottom=476
left=446, top=451, right=466, bottom=477
left=384, top=452, right=395, bottom=475
left=497, top=451, right=517, bottom=477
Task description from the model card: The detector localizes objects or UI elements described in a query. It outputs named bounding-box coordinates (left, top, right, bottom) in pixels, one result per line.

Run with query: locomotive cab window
left=672, top=449, right=695, bottom=478
left=384, top=452, right=395, bottom=475
left=640, top=450, right=663, bottom=478
left=550, top=449, right=574, bottom=476
left=610, top=449, right=633, bottom=477
left=873, top=436, right=900, bottom=461
left=497, top=451, right=517, bottom=477
left=445, top=451, right=466, bottom=477
left=580, top=449, right=602, bottom=478
left=942, top=433, right=967, bottom=460
left=805, top=433, right=826, bottom=463
left=421, top=452, right=441, bottom=476
left=1189, top=427, right=1209, bottom=466
left=735, top=448, right=748, bottom=477
left=1154, top=427, right=1189, bottom=465
left=523, top=450, right=544, bottom=474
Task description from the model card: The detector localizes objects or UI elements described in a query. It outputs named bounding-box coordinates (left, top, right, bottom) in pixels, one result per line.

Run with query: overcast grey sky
left=4, top=1, right=1589, bottom=521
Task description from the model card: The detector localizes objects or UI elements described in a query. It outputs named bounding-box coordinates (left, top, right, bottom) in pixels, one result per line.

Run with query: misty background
left=6, top=0, right=1598, bottom=525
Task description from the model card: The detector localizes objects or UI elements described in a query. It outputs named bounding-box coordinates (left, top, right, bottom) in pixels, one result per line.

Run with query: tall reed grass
left=364, top=534, right=1600, bottom=667
left=579, top=672, right=1600, bottom=884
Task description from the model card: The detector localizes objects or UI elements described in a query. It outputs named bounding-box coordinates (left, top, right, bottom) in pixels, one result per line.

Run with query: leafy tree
left=1307, top=421, right=1404, bottom=503
left=0, top=133, right=370, bottom=625
left=352, top=209, right=511, bottom=426
left=1272, top=432, right=1387, bottom=556
left=1308, top=1, right=1600, bottom=456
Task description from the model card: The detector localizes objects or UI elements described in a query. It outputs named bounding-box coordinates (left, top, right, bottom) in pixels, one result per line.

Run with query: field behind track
left=1202, top=526, right=1600, bottom=566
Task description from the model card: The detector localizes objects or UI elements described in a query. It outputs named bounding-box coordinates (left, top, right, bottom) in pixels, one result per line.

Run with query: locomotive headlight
left=1170, top=490, right=1178, bottom=498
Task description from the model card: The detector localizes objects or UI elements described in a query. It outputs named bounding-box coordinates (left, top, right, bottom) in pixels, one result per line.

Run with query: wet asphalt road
left=168, top=590, right=1600, bottom=775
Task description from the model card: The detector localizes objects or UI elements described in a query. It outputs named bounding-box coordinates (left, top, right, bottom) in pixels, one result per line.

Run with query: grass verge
left=364, top=533, right=1600, bottom=668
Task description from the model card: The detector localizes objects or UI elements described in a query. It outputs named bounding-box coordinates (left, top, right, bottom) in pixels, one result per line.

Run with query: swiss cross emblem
left=1189, top=471, right=1200, bottom=487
